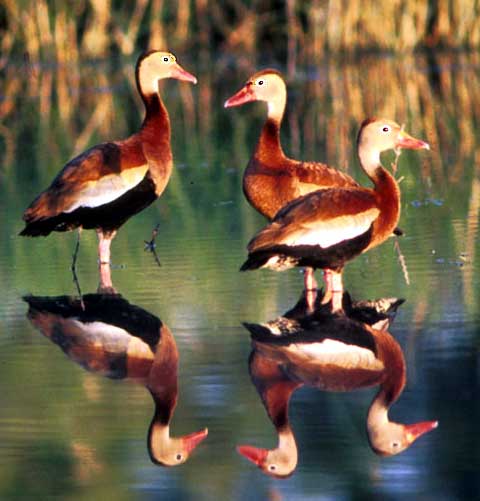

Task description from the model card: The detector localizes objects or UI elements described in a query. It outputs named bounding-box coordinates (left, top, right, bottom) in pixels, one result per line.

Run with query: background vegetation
left=2, top=1, right=480, bottom=69
left=1, top=2, right=479, bottom=499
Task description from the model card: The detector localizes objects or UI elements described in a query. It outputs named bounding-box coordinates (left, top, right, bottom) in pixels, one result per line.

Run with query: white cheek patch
left=64, top=165, right=149, bottom=212
left=285, top=209, right=379, bottom=249
left=289, top=338, right=383, bottom=370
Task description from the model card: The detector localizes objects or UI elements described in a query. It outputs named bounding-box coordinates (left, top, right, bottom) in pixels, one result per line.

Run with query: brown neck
left=254, top=117, right=286, bottom=165
left=367, top=332, right=406, bottom=426
left=141, top=93, right=171, bottom=141
left=147, top=326, right=179, bottom=425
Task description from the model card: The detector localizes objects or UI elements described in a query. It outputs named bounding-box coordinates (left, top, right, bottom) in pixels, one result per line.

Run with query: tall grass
left=2, top=1, right=480, bottom=68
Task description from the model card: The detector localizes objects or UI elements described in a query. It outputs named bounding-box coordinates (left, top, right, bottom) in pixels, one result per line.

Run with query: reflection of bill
left=239, top=299, right=437, bottom=478
left=24, top=293, right=207, bottom=466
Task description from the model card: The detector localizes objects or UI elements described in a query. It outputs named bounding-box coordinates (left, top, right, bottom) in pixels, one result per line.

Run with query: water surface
left=1, top=52, right=479, bottom=499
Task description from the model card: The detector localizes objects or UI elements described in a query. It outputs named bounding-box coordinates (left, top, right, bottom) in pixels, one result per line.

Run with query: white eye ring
left=163, top=56, right=169, bottom=62
left=382, top=126, right=390, bottom=132
left=258, top=80, right=264, bottom=86
left=268, top=464, right=277, bottom=471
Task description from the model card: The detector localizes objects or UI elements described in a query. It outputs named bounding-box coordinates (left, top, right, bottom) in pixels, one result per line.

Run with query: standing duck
left=240, top=118, right=430, bottom=312
left=224, top=70, right=361, bottom=294
left=239, top=311, right=438, bottom=478
left=20, top=51, right=197, bottom=281
left=24, top=293, right=208, bottom=466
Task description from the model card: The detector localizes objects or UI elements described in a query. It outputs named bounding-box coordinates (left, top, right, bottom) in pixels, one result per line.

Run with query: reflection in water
left=239, top=294, right=438, bottom=478
left=23, top=292, right=208, bottom=466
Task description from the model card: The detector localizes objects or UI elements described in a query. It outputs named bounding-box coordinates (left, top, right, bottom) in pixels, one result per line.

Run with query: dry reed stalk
left=82, top=0, right=111, bottom=57
left=462, top=161, right=480, bottom=310
left=0, top=71, right=21, bottom=119
left=286, top=0, right=298, bottom=78
left=39, top=69, right=53, bottom=121
left=175, top=0, right=190, bottom=43
left=73, top=89, right=114, bottom=155
left=178, top=84, right=196, bottom=139
left=21, top=7, right=40, bottom=62
left=149, top=0, right=166, bottom=51
left=35, top=0, right=53, bottom=53
left=113, top=0, right=148, bottom=55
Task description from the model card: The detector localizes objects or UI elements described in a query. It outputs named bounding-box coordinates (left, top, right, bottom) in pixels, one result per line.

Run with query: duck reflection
left=24, top=293, right=208, bottom=466
left=239, top=295, right=438, bottom=478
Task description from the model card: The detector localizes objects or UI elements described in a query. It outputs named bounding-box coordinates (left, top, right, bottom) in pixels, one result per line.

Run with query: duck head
left=357, top=118, right=430, bottom=173
left=148, top=425, right=208, bottom=466
left=368, top=419, right=438, bottom=456
left=136, top=50, right=197, bottom=97
left=224, top=69, right=286, bottom=120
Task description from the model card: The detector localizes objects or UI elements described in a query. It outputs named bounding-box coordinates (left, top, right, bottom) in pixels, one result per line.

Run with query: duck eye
left=382, top=126, right=390, bottom=132
left=176, top=453, right=183, bottom=461
left=268, top=464, right=277, bottom=471
left=163, top=56, right=169, bottom=62
left=392, top=442, right=399, bottom=448
left=258, top=80, right=264, bottom=86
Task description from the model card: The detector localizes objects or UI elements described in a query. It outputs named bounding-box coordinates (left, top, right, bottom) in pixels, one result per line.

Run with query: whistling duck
left=239, top=310, right=437, bottom=478
left=24, top=293, right=208, bottom=466
left=240, top=118, right=430, bottom=312
left=224, top=69, right=361, bottom=295
left=20, top=51, right=197, bottom=276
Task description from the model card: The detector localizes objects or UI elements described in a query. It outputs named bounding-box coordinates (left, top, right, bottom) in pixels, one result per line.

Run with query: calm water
left=1, top=52, right=479, bottom=500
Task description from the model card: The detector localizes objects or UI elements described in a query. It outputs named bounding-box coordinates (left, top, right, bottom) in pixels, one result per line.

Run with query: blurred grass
left=2, top=1, right=480, bottom=70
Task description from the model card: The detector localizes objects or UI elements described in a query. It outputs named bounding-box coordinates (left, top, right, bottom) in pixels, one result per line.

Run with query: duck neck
left=358, top=146, right=401, bottom=242
left=255, top=93, right=287, bottom=165
left=276, top=425, right=297, bottom=461
left=141, top=92, right=171, bottom=141
left=137, top=88, right=173, bottom=194
left=367, top=334, right=406, bottom=431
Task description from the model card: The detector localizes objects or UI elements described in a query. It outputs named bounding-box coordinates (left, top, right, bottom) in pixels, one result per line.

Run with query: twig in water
left=144, top=223, right=161, bottom=267
left=391, top=124, right=405, bottom=175
left=71, top=265, right=85, bottom=310
left=394, top=238, right=410, bottom=286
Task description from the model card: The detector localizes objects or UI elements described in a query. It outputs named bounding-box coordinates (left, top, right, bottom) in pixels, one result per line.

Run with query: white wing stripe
left=290, top=339, right=382, bottom=370
left=288, top=210, right=379, bottom=248
left=65, top=165, right=149, bottom=212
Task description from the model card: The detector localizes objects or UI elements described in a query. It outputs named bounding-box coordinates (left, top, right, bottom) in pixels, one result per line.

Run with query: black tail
left=242, top=322, right=274, bottom=340
left=20, top=218, right=57, bottom=237
left=239, top=251, right=272, bottom=271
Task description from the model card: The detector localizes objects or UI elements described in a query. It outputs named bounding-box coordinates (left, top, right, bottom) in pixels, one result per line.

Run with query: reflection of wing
left=249, top=188, right=379, bottom=251
left=24, top=294, right=162, bottom=379
left=246, top=311, right=387, bottom=391
left=255, top=340, right=384, bottom=391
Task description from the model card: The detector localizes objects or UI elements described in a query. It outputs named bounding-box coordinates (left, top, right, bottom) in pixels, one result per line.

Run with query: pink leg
left=303, top=267, right=318, bottom=290
left=98, top=262, right=116, bottom=293
left=97, top=230, right=116, bottom=265
left=321, top=269, right=344, bottom=312
left=96, top=230, right=117, bottom=293
left=303, top=267, right=318, bottom=313
left=330, top=271, right=344, bottom=312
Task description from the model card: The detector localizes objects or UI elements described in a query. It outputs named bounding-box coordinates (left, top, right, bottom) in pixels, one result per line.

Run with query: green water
left=1, top=52, right=479, bottom=499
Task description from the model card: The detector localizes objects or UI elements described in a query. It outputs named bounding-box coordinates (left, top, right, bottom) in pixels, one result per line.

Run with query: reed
left=2, top=1, right=480, bottom=67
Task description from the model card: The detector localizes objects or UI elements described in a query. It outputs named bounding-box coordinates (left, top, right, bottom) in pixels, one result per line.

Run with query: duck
left=240, top=118, right=430, bottom=312
left=224, top=69, right=362, bottom=296
left=20, top=51, right=197, bottom=281
left=24, top=293, right=208, bottom=466
left=238, top=310, right=438, bottom=478
left=237, top=349, right=301, bottom=479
